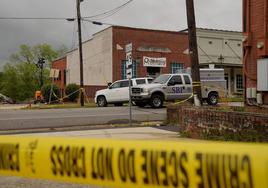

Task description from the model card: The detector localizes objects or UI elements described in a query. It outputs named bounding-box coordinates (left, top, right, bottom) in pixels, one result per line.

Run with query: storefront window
left=171, top=62, right=184, bottom=73
left=121, top=60, right=137, bottom=79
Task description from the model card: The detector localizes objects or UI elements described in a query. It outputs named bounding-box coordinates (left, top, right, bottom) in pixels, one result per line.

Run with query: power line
left=82, top=19, right=113, bottom=26
left=0, top=17, right=70, bottom=20
left=83, top=0, right=134, bottom=20
left=0, top=0, right=134, bottom=21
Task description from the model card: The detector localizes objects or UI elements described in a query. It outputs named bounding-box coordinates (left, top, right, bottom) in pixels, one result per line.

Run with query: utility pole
left=185, top=0, right=202, bottom=104
left=77, top=0, right=84, bottom=106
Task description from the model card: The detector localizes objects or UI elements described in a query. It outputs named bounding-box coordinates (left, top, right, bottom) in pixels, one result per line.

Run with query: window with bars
left=170, top=62, right=184, bottom=74
left=121, top=60, right=137, bottom=79
left=236, top=74, right=243, bottom=92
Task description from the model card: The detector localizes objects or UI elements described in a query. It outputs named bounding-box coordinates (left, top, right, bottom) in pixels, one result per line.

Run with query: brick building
left=243, top=0, right=268, bottom=105
left=51, top=56, right=66, bottom=97
left=54, top=26, right=190, bottom=98
left=53, top=26, right=243, bottom=98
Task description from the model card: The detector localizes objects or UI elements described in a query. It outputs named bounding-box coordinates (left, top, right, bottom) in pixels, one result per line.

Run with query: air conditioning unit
left=257, top=58, right=268, bottom=91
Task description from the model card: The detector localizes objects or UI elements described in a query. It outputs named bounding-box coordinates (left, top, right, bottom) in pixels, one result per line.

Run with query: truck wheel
left=150, top=94, right=163, bottom=108
left=135, top=102, right=147, bottom=107
left=97, top=96, right=107, bottom=107
left=207, top=92, right=218, bottom=105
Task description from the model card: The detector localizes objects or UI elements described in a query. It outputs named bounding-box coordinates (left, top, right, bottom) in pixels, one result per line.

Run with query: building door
left=224, top=73, right=229, bottom=96
left=147, top=67, right=161, bottom=78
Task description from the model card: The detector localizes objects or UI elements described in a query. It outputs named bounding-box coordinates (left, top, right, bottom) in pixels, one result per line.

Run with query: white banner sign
left=125, top=43, right=132, bottom=53
left=49, top=69, right=60, bottom=78
left=143, top=56, right=167, bottom=67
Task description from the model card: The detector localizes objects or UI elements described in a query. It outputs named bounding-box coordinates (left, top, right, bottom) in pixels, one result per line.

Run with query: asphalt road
left=0, top=106, right=166, bottom=130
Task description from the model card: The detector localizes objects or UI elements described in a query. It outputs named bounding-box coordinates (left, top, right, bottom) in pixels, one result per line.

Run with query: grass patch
left=219, top=97, right=243, bottom=103
left=24, top=103, right=96, bottom=109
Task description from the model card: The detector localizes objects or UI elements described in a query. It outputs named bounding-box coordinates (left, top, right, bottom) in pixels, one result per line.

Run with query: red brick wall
left=167, top=105, right=268, bottom=141
left=52, top=57, right=66, bottom=97
left=84, top=85, right=107, bottom=100
left=243, top=0, right=268, bottom=104
left=112, top=26, right=190, bottom=82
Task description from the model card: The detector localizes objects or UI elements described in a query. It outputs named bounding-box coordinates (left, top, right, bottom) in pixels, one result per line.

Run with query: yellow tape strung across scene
left=0, top=136, right=267, bottom=188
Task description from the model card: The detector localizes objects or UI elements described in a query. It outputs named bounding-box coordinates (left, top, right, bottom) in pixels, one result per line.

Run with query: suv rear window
left=148, top=78, right=153, bottom=83
left=183, top=75, right=191, bottom=84
left=136, top=79, right=146, bottom=85
left=120, top=80, right=132, bottom=87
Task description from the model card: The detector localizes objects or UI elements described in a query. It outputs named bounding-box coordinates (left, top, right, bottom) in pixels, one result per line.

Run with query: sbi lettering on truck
left=172, top=87, right=183, bottom=93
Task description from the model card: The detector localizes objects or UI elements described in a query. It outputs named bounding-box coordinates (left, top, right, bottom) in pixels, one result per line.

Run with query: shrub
left=41, top=84, right=60, bottom=103
left=65, top=83, right=80, bottom=102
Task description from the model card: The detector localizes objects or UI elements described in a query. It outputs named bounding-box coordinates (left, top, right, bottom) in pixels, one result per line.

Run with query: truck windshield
left=152, top=75, right=172, bottom=84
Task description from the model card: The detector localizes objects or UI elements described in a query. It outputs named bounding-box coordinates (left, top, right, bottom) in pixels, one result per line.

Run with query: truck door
left=119, top=80, right=132, bottom=101
left=166, top=75, right=184, bottom=100
left=107, top=81, right=121, bottom=102
left=182, top=75, right=193, bottom=98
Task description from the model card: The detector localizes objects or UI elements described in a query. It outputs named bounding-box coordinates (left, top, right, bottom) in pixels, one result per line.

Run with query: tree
left=41, top=84, right=60, bottom=103
left=0, top=64, right=20, bottom=100
left=0, top=72, right=3, bottom=91
left=65, top=83, right=80, bottom=102
left=9, top=43, right=60, bottom=67
left=0, top=43, right=62, bottom=101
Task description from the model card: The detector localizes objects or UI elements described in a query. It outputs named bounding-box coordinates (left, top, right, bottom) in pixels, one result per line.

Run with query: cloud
left=0, top=0, right=242, bottom=67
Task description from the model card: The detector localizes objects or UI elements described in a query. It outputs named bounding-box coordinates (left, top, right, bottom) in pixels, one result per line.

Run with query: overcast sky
left=0, top=0, right=242, bottom=68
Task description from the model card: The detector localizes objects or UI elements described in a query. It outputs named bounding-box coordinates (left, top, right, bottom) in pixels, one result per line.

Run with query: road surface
left=0, top=106, right=166, bottom=130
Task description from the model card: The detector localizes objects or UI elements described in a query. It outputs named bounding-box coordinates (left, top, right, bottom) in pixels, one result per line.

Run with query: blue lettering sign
left=172, top=87, right=183, bottom=93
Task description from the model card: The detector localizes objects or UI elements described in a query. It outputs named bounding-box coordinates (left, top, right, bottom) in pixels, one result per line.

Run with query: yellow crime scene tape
left=0, top=136, right=267, bottom=188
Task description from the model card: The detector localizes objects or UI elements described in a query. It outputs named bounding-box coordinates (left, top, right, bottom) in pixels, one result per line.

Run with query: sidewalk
left=21, top=126, right=184, bottom=140
left=0, top=104, right=28, bottom=110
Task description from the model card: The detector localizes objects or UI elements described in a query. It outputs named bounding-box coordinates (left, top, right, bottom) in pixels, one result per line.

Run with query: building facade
left=51, top=56, right=66, bottom=97
left=64, top=26, right=190, bottom=97
left=243, top=0, right=268, bottom=105
left=196, top=28, right=243, bottom=96
left=53, top=26, right=243, bottom=98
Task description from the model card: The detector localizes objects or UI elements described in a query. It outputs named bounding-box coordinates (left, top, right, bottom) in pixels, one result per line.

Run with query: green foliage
left=0, top=63, right=42, bottom=101
left=0, top=64, right=20, bottom=100
left=9, top=43, right=59, bottom=67
left=0, top=43, right=63, bottom=101
left=0, top=72, right=3, bottom=91
left=41, top=84, right=60, bottom=103
left=65, top=83, right=80, bottom=102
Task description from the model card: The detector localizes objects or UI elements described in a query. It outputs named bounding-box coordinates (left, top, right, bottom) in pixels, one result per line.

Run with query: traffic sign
left=126, top=44, right=133, bottom=79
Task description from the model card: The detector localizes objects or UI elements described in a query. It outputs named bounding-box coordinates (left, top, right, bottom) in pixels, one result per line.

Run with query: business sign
left=143, top=56, right=167, bottom=67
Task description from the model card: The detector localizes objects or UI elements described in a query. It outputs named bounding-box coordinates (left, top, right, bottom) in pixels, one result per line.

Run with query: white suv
left=95, top=77, right=153, bottom=107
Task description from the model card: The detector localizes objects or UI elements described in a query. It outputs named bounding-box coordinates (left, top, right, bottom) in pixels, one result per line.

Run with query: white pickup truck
left=131, top=73, right=226, bottom=108
left=95, top=77, right=153, bottom=107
